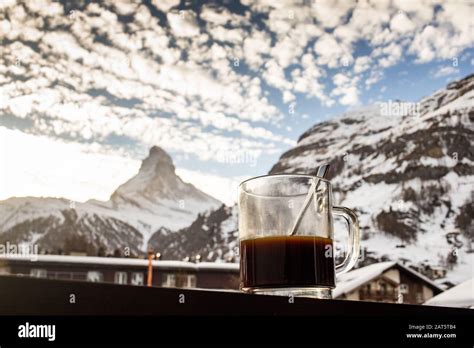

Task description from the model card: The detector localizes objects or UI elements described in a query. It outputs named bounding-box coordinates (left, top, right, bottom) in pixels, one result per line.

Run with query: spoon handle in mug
left=289, top=164, right=330, bottom=236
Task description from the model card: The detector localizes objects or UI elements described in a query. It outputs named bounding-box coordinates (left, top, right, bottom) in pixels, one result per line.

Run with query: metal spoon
left=289, top=163, right=330, bottom=236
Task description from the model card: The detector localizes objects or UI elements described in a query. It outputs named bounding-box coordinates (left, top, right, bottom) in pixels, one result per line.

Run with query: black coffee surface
left=240, top=236, right=335, bottom=289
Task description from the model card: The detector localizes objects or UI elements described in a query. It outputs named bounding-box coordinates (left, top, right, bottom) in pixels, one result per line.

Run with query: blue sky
left=0, top=0, right=473, bottom=204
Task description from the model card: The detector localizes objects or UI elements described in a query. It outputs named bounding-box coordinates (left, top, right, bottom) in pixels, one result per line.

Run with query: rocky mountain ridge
left=0, top=146, right=220, bottom=255
left=170, top=74, right=474, bottom=286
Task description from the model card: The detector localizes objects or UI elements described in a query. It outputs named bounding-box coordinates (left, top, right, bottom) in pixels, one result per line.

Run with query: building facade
left=0, top=256, right=445, bottom=304
left=0, top=254, right=240, bottom=290
left=334, top=261, right=444, bottom=304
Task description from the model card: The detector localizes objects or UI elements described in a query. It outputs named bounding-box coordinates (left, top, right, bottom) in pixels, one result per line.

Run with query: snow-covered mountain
left=269, top=74, right=474, bottom=285
left=0, top=146, right=220, bottom=255
left=148, top=204, right=238, bottom=262
left=175, top=74, right=474, bottom=285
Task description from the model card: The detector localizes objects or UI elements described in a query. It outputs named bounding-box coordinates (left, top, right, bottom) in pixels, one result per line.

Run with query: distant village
left=1, top=249, right=471, bottom=308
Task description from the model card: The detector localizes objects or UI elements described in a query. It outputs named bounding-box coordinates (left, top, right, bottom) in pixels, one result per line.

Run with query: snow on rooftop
left=424, top=278, right=474, bottom=309
left=334, top=261, right=396, bottom=298
left=395, top=263, right=445, bottom=292
left=0, top=254, right=239, bottom=272
left=334, top=261, right=443, bottom=298
left=196, top=262, right=239, bottom=271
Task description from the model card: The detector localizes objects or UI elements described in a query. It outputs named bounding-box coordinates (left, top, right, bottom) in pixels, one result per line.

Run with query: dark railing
left=0, top=275, right=471, bottom=345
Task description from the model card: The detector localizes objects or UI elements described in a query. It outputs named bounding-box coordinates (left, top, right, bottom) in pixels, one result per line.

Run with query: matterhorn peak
left=147, top=146, right=173, bottom=164
left=140, top=145, right=175, bottom=175
left=110, top=146, right=220, bottom=208
left=0, top=145, right=221, bottom=254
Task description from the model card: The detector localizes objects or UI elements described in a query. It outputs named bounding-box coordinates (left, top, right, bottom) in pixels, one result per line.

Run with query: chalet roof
left=0, top=254, right=239, bottom=272
left=334, top=261, right=444, bottom=298
left=424, top=278, right=474, bottom=308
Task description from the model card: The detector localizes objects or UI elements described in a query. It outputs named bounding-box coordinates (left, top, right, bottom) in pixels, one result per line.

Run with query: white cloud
left=333, top=73, right=350, bottom=86
left=332, top=73, right=359, bottom=106
left=109, top=0, right=139, bottom=16
left=312, top=0, right=353, bottom=29
left=1, top=0, right=473, bottom=202
left=151, top=0, right=179, bottom=12
left=408, top=25, right=438, bottom=63
left=407, top=2, right=474, bottom=63
left=176, top=168, right=247, bottom=205
left=348, top=4, right=390, bottom=41
left=25, top=0, right=63, bottom=17
left=283, top=90, right=296, bottom=103
left=432, top=66, right=459, bottom=78
left=0, top=126, right=139, bottom=202
left=270, top=35, right=305, bottom=68
left=438, top=2, right=473, bottom=33
left=0, top=126, right=246, bottom=205
left=333, top=24, right=358, bottom=44
left=262, top=60, right=290, bottom=90
left=354, top=56, right=371, bottom=73
left=376, top=42, right=403, bottom=68
left=393, top=0, right=434, bottom=23
left=338, top=86, right=358, bottom=105
left=201, top=5, right=236, bottom=26
left=370, top=27, right=399, bottom=47
left=209, top=26, right=244, bottom=44
left=293, top=54, right=333, bottom=106
left=243, top=30, right=272, bottom=69
left=0, top=19, right=12, bottom=37
left=0, top=0, right=16, bottom=10
left=366, top=69, right=384, bottom=88
left=0, top=0, right=294, bottom=163
left=314, top=33, right=353, bottom=68
left=41, top=31, right=90, bottom=61
left=167, top=11, right=200, bottom=37
left=390, top=12, right=416, bottom=33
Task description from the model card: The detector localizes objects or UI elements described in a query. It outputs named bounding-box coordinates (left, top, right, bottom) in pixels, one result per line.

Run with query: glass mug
left=239, top=174, right=360, bottom=299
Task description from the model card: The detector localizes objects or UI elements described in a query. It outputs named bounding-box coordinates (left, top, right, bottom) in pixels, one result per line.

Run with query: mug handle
left=332, top=206, right=360, bottom=276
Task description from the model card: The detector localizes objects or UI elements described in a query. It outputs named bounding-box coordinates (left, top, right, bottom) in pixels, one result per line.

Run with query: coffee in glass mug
left=238, top=174, right=360, bottom=299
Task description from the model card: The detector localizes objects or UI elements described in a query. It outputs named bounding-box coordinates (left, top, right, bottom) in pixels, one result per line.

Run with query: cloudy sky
left=0, top=0, right=473, bottom=204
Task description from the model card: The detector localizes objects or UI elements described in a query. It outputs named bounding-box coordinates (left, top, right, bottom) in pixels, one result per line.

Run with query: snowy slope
left=148, top=204, right=238, bottom=262
left=269, top=74, right=474, bottom=286
left=0, top=146, right=220, bottom=255
left=424, top=278, right=474, bottom=308
left=174, top=75, right=474, bottom=285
